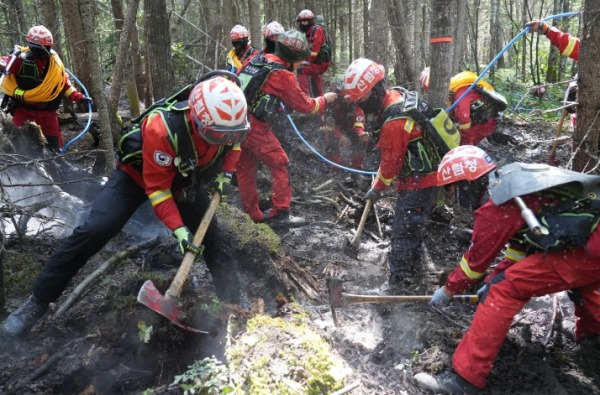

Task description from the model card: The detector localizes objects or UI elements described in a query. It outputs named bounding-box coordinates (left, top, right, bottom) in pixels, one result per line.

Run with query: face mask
left=299, top=23, right=311, bottom=33
left=264, top=39, right=276, bottom=54
left=357, top=91, right=383, bottom=114
left=232, top=40, right=246, bottom=54
left=30, top=45, right=50, bottom=61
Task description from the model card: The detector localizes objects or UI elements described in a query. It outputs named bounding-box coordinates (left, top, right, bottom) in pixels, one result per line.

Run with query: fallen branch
left=313, top=179, right=335, bottom=192
left=373, top=204, right=383, bottom=238
left=543, top=293, right=559, bottom=346
left=528, top=102, right=577, bottom=116
left=226, top=314, right=236, bottom=387
left=330, top=381, right=361, bottom=395
left=334, top=204, right=350, bottom=225
left=54, top=237, right=162, bottom=317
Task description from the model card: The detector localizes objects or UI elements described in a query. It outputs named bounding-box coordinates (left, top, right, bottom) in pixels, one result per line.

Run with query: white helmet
left=262, top=21, right=285, bottom=40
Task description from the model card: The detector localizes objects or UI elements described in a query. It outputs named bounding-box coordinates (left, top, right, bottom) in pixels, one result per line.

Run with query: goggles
left=192, top=112, right=250, bottom=145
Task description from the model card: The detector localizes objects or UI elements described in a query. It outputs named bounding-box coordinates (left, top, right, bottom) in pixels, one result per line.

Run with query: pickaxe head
left=137, top=280, right=208, bottom=334
left=326, top=277, right=345, bottom=309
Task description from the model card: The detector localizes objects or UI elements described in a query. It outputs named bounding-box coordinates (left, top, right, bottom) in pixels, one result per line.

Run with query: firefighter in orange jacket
left=236, top=30, right=337, bottom=228
left=2, top=75, right=250, bottom=337
left=344, top=58, right=440, bottom=290
left=295, top=9, right=332, bottom=97
left=0, top=26, right=91, bottom=153
left=416, top=146, right=600, bottom=394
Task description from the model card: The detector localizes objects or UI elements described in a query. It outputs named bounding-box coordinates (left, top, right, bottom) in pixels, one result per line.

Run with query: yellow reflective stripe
left=232, top=143, right=241, bottom=151
left=354, top=122, right=364, bottom=128
left=504, top=247, right=526, bottom=262
left=311, top=100, right=320, bottom=114
left=404, top=119, right=414, bottom=133
left=310, top=52, right=319, bottom=56
left=458, top=122, right=472, bottom=130
left=14, top=88, right=25, bottom=101
left=460, top=255, right=484, bottom=280
left=377, top=169, right=396, bottom=186
left=64, top=86, right=76, bottom=97
left=562, top=37, right=577, bottom=58
left=148, top=190, right=172, bottom=206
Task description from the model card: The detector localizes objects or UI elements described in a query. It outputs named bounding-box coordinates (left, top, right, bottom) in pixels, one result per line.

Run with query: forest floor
left=1, top=108, right=599, bottom=395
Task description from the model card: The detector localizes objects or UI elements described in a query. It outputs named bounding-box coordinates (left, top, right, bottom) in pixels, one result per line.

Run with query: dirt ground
left=1, top=109, right=599, bottom=395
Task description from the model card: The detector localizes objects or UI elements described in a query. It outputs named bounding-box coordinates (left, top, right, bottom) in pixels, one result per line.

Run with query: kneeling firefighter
left=2, top=72, right=250, bottom=337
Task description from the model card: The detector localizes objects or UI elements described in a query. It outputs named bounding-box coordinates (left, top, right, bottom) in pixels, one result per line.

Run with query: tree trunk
left=428, top=0, right=457, bottom=108
left=363, top=0, right=369, bottom=57
left=130, top=22, right=146, bottom=102
left=545, top=0, right=561, bottom=82
left=348, top=0, right=353, bottom=63
left=247, top=0, right=261, bottom=47
left=389, top=0, right=416, bottom=88
left=144, top=0, right=175, bottom=100
left=79, top=0, right=116, bottom=173
left=452, top=0, right=466, bottom=74
left=521, top=0, right=527, bottom=82
left=572, top=3, right=600, bottom=172
left=5, top=0, right=24, bottom=45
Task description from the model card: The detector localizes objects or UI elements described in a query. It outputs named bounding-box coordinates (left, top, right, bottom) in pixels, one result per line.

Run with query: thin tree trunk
left=247, top=0, right=261, bottom=47
left=389, top=0, right=417, bottom=87
left=428, top=0, right=457, bottom=109
left=452, top=0, right=466, bottom=74
left=546, top=0, right=561, bottom=82
left=348, top=0, right=353, bottom=63
left=363, top=0, right=369, bottom=57
left=145, top=0, right=175, bottom=100
left=521, top=0, right=527, bottom=81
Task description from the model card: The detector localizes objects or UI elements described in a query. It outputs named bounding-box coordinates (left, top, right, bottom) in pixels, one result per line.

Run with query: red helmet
left=188, top=77, right=250, bottom=145
left=420, top=67, right=430, bottom=93
left=27, top=25, right=53, bottom=47
left=343, top=58, right=385, bottom=102
left=437, top=145, right=496, bottom=186
left=297, top=9, right=315, bottom=21
left=229, top=25, right=250, bottom=40
left=262, top=21, right=285, bottom=40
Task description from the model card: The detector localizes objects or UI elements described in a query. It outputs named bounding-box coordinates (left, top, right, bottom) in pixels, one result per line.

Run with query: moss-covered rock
left=217, top=203, right=280, bottom=254
left=4, top=251, right=43, bottom=297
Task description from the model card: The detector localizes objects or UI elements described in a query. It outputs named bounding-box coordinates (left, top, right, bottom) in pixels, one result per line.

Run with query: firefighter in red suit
left=296, top=9, right=331, bottom=97
left=226, top=25, right=258, bottom=74
left=2, top=74, right=251, bottom=337
left=0, top=26, right=91, bottom=153
left=323, top=76, right=368, bottom=170
left=420, top=67, right=502, bottom=146
left=526, top=19, right=579, bottom=60
left=236, top=30, right=337, bottom=228
left=416, top=146, right=600, bottom=394
left=344, top=58, right=440, bottom=289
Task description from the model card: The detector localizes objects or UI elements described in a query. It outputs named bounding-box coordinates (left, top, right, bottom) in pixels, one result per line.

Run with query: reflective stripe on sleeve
left=562, top=37, right=578, bottom=58
left=310, top=52, right=318, bottom=57
left=377, top=169, right=396, bottom=187
left=458, top=122, right=472, bottom=130
left=404, top=119, right=414, bottom=133
left=148, top=190, right=172, bottom=206
left=311, top=100, right=320, bottom=114
left=64, top=86, right=76, bottom=97
left=354, top=122, right=364, bottom=128
left=232, top=143, right=241, bottom=151
left=504, top=247, right=526, bottom=262
left=460, top=255, right=484, bottom=280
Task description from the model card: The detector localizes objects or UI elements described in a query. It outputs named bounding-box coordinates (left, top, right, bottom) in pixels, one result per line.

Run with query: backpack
left=472, top=84, right=508, bottom=113
left=310, top=25, right=332, bottom=64
left=238, top=55, right=286, bottom=121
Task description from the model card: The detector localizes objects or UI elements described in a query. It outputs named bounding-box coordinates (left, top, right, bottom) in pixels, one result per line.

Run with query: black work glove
left=79, top=96, right=93, bottom=107
left=173, top=226, right=204, bottom=255
left=208, top=172, right=234, bottom=197
left=525, top=20, right=549, bottom=35
left=363, top=187, right=382, bottom=204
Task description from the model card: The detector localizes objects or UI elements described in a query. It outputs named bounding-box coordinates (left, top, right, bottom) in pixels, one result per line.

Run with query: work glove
left=430, top=287, right=452, bottom=308
left=79, top=96, right=93, bottom=107
left=363, top=187, right=381, bottom=204
left=208, top=172, right=234, bottom=197
left=476, top=283, right=490, bottom=303
left=525, top=20, right=549, bottom=35
left=173, top=226, right=204, bottom=255
left=300, top=61, right=311, bottom=67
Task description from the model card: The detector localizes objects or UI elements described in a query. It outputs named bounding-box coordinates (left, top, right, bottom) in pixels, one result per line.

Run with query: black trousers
left=33, top=168, right=241, bottom=304
left=388, top=186, right=439, bottom=278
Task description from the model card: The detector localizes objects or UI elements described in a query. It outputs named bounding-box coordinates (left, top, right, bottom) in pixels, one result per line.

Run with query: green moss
left=129, top=272, right=168, bottom=288
left=4, top=251, right=43, bottom=296
left=217, top=203, right=281, bottom=253
left=104, top=295, right=138, bottom=325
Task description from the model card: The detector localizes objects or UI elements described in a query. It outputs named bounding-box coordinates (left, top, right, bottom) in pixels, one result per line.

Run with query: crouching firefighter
left=418, top=146, right=600, bottom=394
left=235, top=30, right=337, bottom=228
left=343, top=58, right=460, bottom=292
left=2, top=72, right=250, bottom=337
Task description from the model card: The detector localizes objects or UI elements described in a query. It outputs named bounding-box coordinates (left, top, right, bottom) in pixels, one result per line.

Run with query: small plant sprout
left=138, top=320, right=153, bottom=343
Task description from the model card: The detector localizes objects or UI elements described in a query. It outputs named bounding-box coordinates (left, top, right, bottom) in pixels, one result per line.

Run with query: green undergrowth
left=4, top=251, right=43, bottom=297
left=232, top=315, right=348, bottom=394
left=217, top=203, right=280, bottom=254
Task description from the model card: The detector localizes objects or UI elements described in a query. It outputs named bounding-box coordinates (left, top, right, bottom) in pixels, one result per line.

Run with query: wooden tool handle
left=549, top=109, right=568, bottom=158
left=344, top=294, right=432, bottom=305
left=350, top=198, right=373, bottom=247
left=166, top=192, right=221, bottom=298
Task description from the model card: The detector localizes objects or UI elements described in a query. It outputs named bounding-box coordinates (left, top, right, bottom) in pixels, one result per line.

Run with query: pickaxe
left=342, top=198, right=373, bottom=258
left=137, top=192, right=222, bottom=334
left=326, top=277, right=478, bottom=326
left=548, top=108, right=568, bottom=166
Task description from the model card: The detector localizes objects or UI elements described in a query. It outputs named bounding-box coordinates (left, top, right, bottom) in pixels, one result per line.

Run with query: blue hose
left=60, top=68, right=92, bottom=154
left=446, top=11, right=581, bottom=113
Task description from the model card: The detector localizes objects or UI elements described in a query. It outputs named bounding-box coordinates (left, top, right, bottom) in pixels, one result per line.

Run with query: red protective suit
left=297, top=25, right=331, bottom=97
left=451, top=86, right=498, bottom=146
left=236, top=53, right=327, bottom=222
left=547, top=27, right=580, bottom=61
left=0, top=53, right=85, bottom=150
left=373, top=90, right=438, bottom=192
left=120, top=112, right=240, bottom=231
left=449, top=194, right=600, bottom=389
left=325, top=100, right=366, bottom=169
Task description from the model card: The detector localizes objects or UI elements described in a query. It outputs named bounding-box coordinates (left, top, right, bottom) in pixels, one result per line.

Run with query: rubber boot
left=2, top=295, right=49, bottom=337
left=414, top=370, right=480, bottom=394
left=263, top=209, right=306, bottom=229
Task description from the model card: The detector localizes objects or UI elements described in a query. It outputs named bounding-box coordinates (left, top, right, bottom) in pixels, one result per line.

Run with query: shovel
left=548, top=109, right=567, bottom=166
left=137, top=191, right=222, bottom=334
left=342, top=198, right=373, bottom=258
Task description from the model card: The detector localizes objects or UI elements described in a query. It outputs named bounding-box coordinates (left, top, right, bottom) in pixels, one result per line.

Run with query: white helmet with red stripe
left=437, top=145, right=496, bottom=186
left=343, top=58, right=385, bottom=102
left=230, top=25, right=250, bottom=40
left=262, top=21, right=285, bottom=40
left=27, top=25, right=53, bottom=47
left=297, top=9, right=315, bottom=21
left=420, top=67, right=430, bottom=93
left=188, top=76, right=250, bottom=145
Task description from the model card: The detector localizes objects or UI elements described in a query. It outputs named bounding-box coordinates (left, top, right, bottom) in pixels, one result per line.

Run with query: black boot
left=414, top=370, right=479, bottom=394
left=263, top=209, right=306, bottom=229
left=2, top=295, right=49, bottom=337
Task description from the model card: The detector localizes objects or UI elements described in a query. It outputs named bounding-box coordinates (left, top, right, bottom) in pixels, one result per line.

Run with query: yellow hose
left=1, top=47, right=66, bottom=103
